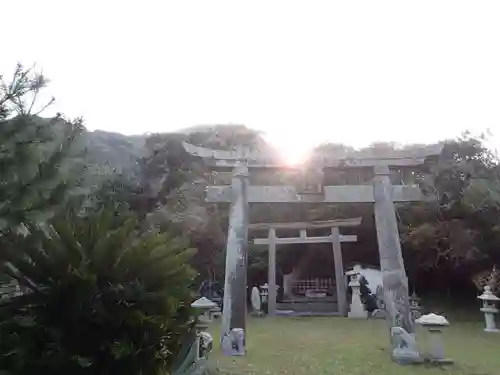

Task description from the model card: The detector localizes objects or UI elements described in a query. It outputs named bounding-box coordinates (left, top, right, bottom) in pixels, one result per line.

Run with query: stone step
left=276, top=310, right=342, bottom=317
left=277, top=300, right=339, bottom=313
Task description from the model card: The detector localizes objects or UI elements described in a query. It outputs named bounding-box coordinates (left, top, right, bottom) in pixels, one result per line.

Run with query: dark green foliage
left=0, top=207, right=197, bottom=375
left=0, top=64, right=84, bottom=234
left=400, top=133, right=500, bottom=269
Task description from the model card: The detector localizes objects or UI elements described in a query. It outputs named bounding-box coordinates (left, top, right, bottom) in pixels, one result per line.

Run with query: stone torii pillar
left=220, top=165, right=249, bottom=349
left=373, top=165, right=419, bottom=363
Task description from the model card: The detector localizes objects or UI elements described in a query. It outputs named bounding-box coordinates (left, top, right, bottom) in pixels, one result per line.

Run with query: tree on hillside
left=399, top=132, right=500, bottom=293
left=0, top=63, right=84, bottom=236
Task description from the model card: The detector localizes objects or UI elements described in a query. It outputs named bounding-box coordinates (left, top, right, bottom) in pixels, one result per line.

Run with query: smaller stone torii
left=250, top=218, right=362, bottom=316
left=182, top=141, right=442, bottom=362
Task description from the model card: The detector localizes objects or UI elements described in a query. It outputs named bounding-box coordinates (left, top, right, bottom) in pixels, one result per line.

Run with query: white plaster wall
left=353, top=264, right=382, bottom=293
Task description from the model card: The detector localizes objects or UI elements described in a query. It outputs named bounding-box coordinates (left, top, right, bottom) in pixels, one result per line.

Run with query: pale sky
left=2, top=0, right=500, bottom=162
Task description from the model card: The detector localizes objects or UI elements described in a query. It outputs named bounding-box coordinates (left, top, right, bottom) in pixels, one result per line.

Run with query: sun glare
left=273, top=141, right=310, bottom=167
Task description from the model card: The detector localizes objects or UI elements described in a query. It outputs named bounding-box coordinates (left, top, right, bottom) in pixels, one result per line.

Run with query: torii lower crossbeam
left=254, top=234, right=357, bottom=245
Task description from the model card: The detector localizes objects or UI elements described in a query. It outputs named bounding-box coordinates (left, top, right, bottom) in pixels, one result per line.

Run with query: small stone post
left=220, top=165, right=249, bottom=351
left=416, top=313, right=452, bottom=364
left=191, top=297, right=217, bottom=360
left=478, top=286, right=500, bottom=333
left=346, top=270, right=368, bottom=318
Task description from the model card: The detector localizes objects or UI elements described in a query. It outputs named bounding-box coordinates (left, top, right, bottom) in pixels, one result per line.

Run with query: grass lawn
left=211, top=317, right=500, bottom=375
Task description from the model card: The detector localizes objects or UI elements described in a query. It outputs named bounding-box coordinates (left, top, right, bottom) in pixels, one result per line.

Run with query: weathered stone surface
left=182, top=141, right=443, bottom=168
left=373, top=165, right=420, bottom=363
left=332, top=227, right=347, bottom=316
left=249, top=218, right=362, bottom=230
left=416, top=314, right=452, bottom=364
left=206, top=185, right=426, bottom=203
left=390, top=327, right=423, bottom=364
left=253, top=234, right=356, bottom=245
left=221, top=328, right=245, bottom=356
left=220, top=166, right=249, bottom=351
left=268, top=228, right=277, bottom=316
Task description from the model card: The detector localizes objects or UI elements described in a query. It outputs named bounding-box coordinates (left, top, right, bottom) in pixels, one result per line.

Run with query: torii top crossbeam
left=182, top=141, right=443, bottom=169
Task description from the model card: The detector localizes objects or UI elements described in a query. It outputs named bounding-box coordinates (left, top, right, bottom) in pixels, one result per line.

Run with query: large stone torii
left=183, top=141, right=441, bottom=362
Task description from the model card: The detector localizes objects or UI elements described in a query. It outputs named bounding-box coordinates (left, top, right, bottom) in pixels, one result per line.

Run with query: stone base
left=425, top=356, right=454, bottom=365
left=250, top=310, right=265, bottom=317
left=392, top=348, right=424, bottom=365
left=221, top=328, right=245, bottom=357
left=390, top=327, right=423, bottom=365
left=484, top=328, right=500, bottom=333
left=371, top=309, right=386, bottom=319
left=348, top=310, right=368, bottom=319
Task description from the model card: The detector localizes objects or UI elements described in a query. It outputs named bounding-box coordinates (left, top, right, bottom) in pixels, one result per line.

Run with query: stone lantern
left=416, top=313, right=452, bottom=364
left=191, top=297, right=217, bottom=360
left=478, top=285, right=500, bottom=333
left=346, top=270, right=367, bottom=319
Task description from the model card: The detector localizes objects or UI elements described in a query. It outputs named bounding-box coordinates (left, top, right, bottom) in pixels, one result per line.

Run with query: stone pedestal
left=416, top=313, right=453, bottom=364
left=346, top=270, right=368, bottom=319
